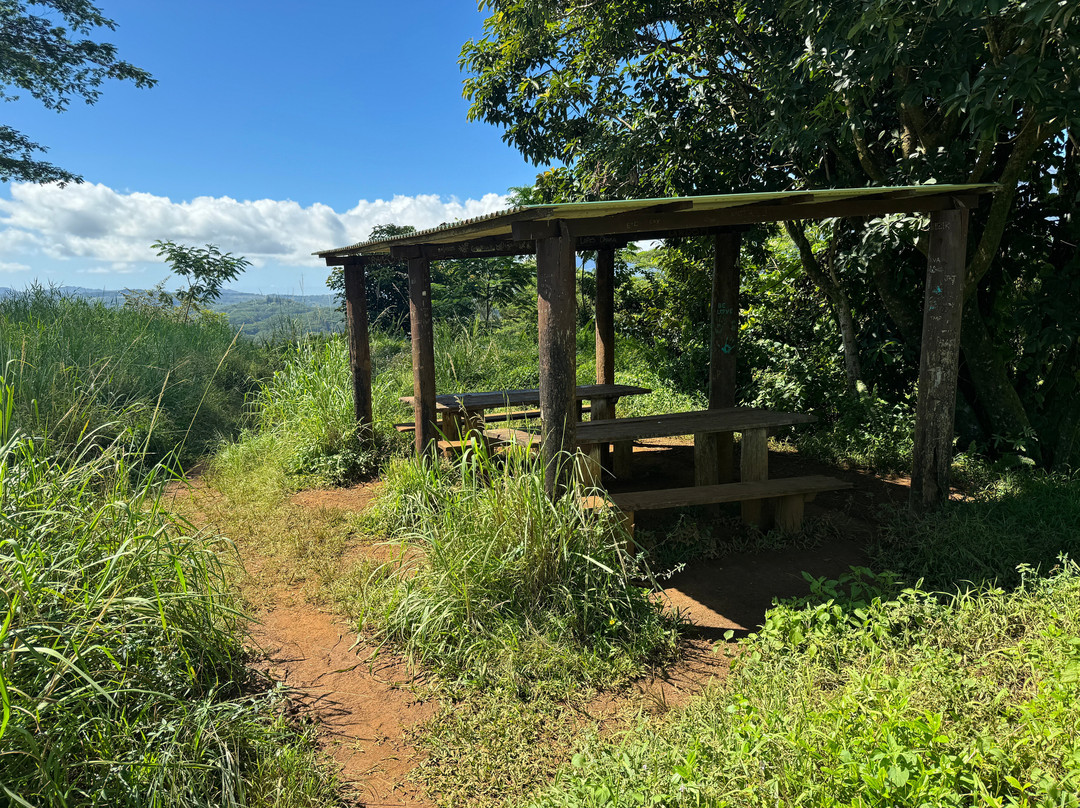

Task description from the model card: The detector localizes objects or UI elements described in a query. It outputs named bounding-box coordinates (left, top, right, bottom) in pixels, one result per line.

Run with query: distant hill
left=0, top=285, right=343, bottom=339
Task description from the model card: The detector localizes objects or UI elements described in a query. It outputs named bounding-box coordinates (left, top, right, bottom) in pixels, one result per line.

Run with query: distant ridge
left=0, top=285, right=335, bottom=307
left=0, top=285, right=343, bottom=338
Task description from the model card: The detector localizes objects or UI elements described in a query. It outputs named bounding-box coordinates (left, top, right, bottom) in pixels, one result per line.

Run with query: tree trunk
left=959, top=302, right=1033, bottom=450
left=785, top=221, right=862, bottom=392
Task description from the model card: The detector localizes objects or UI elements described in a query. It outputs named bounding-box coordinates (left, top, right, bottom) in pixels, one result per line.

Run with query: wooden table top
left=573, top=407, right=815, bottom=443
left=400, top=383, right=651, bottom=412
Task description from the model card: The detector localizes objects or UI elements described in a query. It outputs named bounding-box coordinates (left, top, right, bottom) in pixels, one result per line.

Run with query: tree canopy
left=1, top=0, right=154, bottom=184
left=462, top=0, right=1080, bottom=468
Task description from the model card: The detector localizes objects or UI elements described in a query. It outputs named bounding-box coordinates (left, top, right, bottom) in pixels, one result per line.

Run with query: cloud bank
left=0, top=182, right=510, bottom=275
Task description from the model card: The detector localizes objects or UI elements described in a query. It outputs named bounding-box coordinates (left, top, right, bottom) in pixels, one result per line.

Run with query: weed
left=533, top=562, right=1080, bottom=807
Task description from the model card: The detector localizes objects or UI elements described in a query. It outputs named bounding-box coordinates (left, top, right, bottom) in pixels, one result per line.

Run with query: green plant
left=533, top=562, right=1080, bottom=807
left=0, top=286, right=268, bottom=463
left=0, top=377, right=338, bottom=807
left=875, top=471, right=1080, bottom=591
left=352, top=445, right=680, bottom=697
left=133, top=241, right=251, bottom=322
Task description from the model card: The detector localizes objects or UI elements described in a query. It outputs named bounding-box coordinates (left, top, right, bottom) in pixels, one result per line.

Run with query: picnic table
left=573, top=407, right=839, bottom=528
left=399, top=383, right=651, bottom=440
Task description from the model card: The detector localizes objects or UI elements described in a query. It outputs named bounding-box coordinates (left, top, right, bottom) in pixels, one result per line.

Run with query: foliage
left=240, top=335, right=405, bottom=486
left=124, top=241, right=251, bottom=323
left=0, top=0, right=154, bottom=183
left=216, top=294, right=344, bottom=341
left=532, top=561, right=1080, bottom=807
left=462, top=0, right=1080, bottom=470
left=0, top=381, right=338, bottom=808
left=0, top=286, right=268, bottom=463
left=327, top=223, right=538, bottom=330
left=352, top=446, right=680, bottom=698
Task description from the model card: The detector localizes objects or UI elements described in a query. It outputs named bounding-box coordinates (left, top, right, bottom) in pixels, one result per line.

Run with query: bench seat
left=586, top=475, right=853, bottom=534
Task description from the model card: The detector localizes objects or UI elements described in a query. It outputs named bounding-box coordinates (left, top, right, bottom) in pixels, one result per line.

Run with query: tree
left=462, top=0, right=1080, bottom=468
left=327, top=224, right=418, bottom=332
left=1, top=0, right=154, bottom=184
left=126, top=241, right=249, bottom=322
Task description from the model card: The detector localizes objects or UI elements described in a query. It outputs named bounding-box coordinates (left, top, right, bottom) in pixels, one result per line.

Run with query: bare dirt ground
left=171, top=443, right=922, bottom=806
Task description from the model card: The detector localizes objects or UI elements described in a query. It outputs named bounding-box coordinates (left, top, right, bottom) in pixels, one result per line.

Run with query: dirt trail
left=168, top=479, right=437, bottom=807
left=169, top=445, right=917, bottom=806
left=250, top=593, right=435, bottom=807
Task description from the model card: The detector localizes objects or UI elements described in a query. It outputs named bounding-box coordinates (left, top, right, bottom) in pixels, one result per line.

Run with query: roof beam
left=512, top=194, right=981, bottom=241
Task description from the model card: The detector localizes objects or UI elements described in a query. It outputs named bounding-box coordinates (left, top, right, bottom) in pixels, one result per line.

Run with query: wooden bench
left=585, top=475, right=853, bottom=534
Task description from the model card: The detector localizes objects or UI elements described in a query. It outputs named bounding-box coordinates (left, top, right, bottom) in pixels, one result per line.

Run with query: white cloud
left=0, top=182, right=510, bottom=269
left=0, top=260, right=30, bottom=273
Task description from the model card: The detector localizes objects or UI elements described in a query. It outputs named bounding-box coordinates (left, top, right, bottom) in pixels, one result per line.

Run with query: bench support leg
left=774, top=494, right=805, bottom=532
left=575, top=445, right=603, bottom=488
left=441, top=411, right=460, bottom=440
left=694, top=432, right=721, bottom=516
left=612, top=440, right=633, bottom=478
left=591, top=398, right=614, bottom=470
left=740, top=428, right=771, bottom=528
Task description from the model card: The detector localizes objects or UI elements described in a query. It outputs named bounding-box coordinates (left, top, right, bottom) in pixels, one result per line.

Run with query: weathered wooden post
left=537, top=223, right=577, bottom=497
left=911, top=207, right=967, bottom=511
left=341, top=257, right=374, bottom=432
left=595, top=247, right=616, bottom=386
left=696, top=231, right=741, bottom=487
left=593, top=246, right=617, bottom=471
left=407, top=252, right=438, bottom=456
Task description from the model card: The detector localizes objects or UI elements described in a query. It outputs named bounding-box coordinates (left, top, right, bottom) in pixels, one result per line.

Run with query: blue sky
left=0, top=0, right=537, bottom=293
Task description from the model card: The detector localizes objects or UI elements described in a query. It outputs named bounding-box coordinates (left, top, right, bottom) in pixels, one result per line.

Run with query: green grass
left=876, top=471, right=1080, bottom=591
left=0, top=377, right=338, bottom=807
left=0, top=286, right=269, bottom=464
left=343, top=445, right=680, bottom=698
left=531, top=562, right=1080, bottom=807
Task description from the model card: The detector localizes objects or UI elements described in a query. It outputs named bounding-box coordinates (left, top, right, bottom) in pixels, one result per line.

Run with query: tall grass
left=0, top=377, right=337, bottom=807
left=0, top=287, right=268, bottom=463
left=876, top=471, right=1080, bottom=591
left=346, top=446, right=680, bottom=697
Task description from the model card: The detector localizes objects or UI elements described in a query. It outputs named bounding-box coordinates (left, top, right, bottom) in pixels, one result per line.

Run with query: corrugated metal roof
left=315, top=184, right=999, bottom=258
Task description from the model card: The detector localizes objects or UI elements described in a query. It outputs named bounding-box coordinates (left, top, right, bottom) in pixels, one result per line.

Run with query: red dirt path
left=174, top=442, right=923, bottom=806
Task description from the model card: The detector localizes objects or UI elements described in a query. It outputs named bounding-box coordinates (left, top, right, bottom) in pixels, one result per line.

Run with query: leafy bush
left=0, top=379, right=336, bottom=807
left=352, top=446, right=680, bottom=697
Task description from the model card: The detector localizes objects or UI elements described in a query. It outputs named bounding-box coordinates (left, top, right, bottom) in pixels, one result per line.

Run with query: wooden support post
left=575, top=444, right=603, bottom=488
left=911, top=208, right=967, bottom=511
left=595, top=247, right=616, bottom=385
left=408, top=255, right=437, bottom=456
left=595, top=247, right=617, bottom=471
left=537, top=225, right=577, bottom=497
left=705, top=231, right=741, bottom=484
left=342, top=262, right=374, bottom=433
left=774, top=494, right=806, bottom=533
left=740, top=428, right=771, bottom=528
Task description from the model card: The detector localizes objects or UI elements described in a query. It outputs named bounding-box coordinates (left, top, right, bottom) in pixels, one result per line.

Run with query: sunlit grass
left=0, top=376, right=339, bottom=807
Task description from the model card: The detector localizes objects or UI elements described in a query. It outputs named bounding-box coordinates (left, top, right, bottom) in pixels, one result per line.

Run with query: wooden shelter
left=316, top=184, right=998, bottom=509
